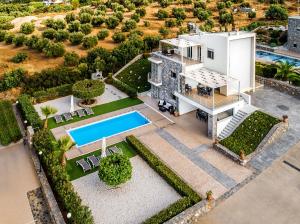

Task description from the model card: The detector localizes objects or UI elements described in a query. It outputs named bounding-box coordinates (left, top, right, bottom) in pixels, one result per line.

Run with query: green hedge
left=33, top=84, right=73, bottom=103
left=220, top=111, right=280, bottom=155
left=106, top=75, right=137, bottom=98
left=126, top=135, right=201, bottom=224
left=32, top=130, right=94, bottom=224
left=255, top=62, right=277, bottom=78
left=0, top=100, right=22, bottom=145
left=17, top=94, right=42, bottom=129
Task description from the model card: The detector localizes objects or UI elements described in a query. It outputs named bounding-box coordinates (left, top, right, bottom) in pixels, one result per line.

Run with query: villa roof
left=160, top=38, right=199, bottom=48
left=180, top=68, right=234, bottom=89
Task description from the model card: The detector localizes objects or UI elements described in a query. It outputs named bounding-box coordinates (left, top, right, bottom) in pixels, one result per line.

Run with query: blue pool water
left=68, top=111, right=150, bottom=147
left=256, top=50, right=300, bottom=67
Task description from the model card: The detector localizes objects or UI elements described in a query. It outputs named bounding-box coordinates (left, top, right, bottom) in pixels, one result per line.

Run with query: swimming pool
left=256, top=50, right=300, bottom=67
left=68, top=111, right=150, bottom=147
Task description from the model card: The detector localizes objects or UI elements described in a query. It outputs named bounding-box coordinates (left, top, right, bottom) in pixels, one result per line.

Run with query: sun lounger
left=85, top=107, right=94, bottom=115
left=105, top=148, right=112, bottom=156
left=76, top=158, right=92, bottom=173
left=109, top=146, right=122, bottom=154
left=63, top=113, right=73, bottom=121
left=87, top=155, right=100, bottom=168
left=76, top=109, right=86, bottom=118
left=54, top=115, right=64, bottom=124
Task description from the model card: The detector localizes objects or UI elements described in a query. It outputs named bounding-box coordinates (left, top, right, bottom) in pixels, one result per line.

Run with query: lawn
left=48, top=97, right=143, bottom=129
left=116, top=58, right=151, bottom=93
left=220, top=111, right=280, bottom=156
left=66, top=141, right=137, bottom=181
left=0, top=100, right=22, bottom=145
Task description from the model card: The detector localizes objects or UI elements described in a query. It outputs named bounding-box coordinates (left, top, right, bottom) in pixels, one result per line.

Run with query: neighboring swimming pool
left=256, top=50, right=300, bottom=67
left=68, top=111, right=150, bottom=147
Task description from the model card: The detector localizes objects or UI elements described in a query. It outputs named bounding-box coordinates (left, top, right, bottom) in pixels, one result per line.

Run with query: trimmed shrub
left=55, top=29, right=69, bottom=42
left=12, top=34, right=27, bottom=47
left=72, top=79, right=105, bottom=104
left=20, top=22, right=35, bottom=34
left=11, top=52, right=28, bottom=63
left=68, top=20, right=81, bottom=32
left=69, top=32, right=85, bottom=45
left=18, top=94, right=43, bottom=129
left=43, top=42, right=65, bottom=57
left=64, top=51, right=80, bottom=67
left=80, top=23, right=93, bottom=35
left=91, top=16, right=105, bottom=27
left=122, top=19, right=137, bottom=32
left=42, top=28, right=57, bottom=40
left=98, top=154, right=132, bottom=187
left=105, top=16, right=119, bottom=29
left=82, top=35, right=98, bottom=49
left=79, top=12, right=92, bottom=24
left=112, top=32, right=126, bottom=43
left=97, top=29, right=109, bottom=40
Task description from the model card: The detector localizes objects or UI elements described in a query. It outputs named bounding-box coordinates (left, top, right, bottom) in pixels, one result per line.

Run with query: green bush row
left=106, top=74, right=137, bottom=98
left=32, top=129, right=94, bottom=224
left=126, top=135, right=201, bottom=223
left=32, top=84, right=73, bottom=103
left=0, top=68, right=26, bottom=92
left=17, top=94, right=42, bottom=129
left=0, top=100, right=22, bottom=145
left=255, top=62, right=277, bottom=78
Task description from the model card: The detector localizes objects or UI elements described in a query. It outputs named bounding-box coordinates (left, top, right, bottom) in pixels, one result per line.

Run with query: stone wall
left=256, top=76, right=300, bottom=99
left=287, top=17, right=300, bottom=53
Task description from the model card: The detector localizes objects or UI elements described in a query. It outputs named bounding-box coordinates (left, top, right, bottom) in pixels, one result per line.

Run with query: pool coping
left=256, top=49, right=300, bottom=67
left=67, top=110, right=152, bottom=148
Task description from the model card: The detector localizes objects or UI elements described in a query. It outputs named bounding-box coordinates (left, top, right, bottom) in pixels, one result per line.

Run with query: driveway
left=0, top=143, right=40, bottom=224
left=196, top=142, right=300, bottom=224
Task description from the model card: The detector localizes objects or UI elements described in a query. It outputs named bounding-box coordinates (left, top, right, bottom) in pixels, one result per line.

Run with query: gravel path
left=72, top=156, right=181, bottom=224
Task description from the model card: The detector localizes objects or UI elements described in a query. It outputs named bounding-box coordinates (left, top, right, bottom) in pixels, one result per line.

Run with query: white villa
left=148, top=29, right=256, bottom=139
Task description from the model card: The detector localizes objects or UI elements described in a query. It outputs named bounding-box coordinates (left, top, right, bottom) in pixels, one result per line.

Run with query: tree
left=42, top=28, right=57, bottom=40
left=68, top=20, right=81, bottom=32
left=143, top=35, right=161, bottom=52
left=69, top=32, right=85, bottom=45
left=136, top=7, right=146, bottom=17
left=265, top=4, right=288, bottom=20
left=13, top=34, right=27, bottom=47
left=275, top=61, right=297, bottom=82
left=52, top=136, right=74, bottom=165
left=172, top=8, right=186, bottom=20
left=82, top=36, right=98, bottom=49
left=20, top=22, right=35, bottom=34
left=156, top=9, right=169, bottom=19
left=248, top=11, right=256, bottom=19
left=11, top=52, right=28, bottom=63
left=159, top=27, right=169, bottom=38
left=43, top=42, right=65, bottom=57
left=131, top=13, right=140, bottom=22
left=72, top=79, right=105, bottom=104
left=79, top=13, right=92, bottom=24
left=0, top=30, right=7, bottom=42
left=97, top=29, right=109, bottom=40
left=55, top=30, right=69, bottom=42
left=194, top=8, right=210, bottom=21
left=80, top=23, right=93, bottom=35
left=122, top=19, right=137, bottom=32
left=98, top=154, right=132, bottom=187
left=41, top=105, right=57, bottom=129
left=65, top=12, right=76, bottom=23
left=105, top=16, right=120, bottom=29
left=112, top=32, right=126, bottom=43
left=91, top=16, right=105, bottom=27
left=114, top=11, right=124, bottom=22
left=64, top=51, right=80, bottom=66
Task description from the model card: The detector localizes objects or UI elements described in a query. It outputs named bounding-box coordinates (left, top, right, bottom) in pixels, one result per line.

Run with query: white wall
left=178, top=98, right=197, bottom=115
left=228, top=37, right=254, bottom=93
left=217, top=116, right=232, bottom=136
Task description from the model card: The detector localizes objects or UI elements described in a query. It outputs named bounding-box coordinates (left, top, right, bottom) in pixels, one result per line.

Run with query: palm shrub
left=68, top=20, right=81, bottom=32
left=64, top=51, right=80, bottom=67
left=55, top=29, right=69, bottom=42
left=97, top=29, right=109, bottom=40
left=105, top=16, right=119, bottom=29
left=20, top=22, right=35, bottom=34
left=4, top=33, right=15, bottom=44
left=98, top=154, right=132, bottom=187
left=79, top=13, right=92, bottom=24
left=11, top=52, right=28, bottom=63
left=80, top=23, right=93, bottom=35
left=43, top=42, right=65, bottom=57
left=42, top=28, right=57, bottom=40
left=122, top=19, right=137, bottom=32
left=275, top=61, right=297, bottom=82
left=91, top=16, right=105, bottom=27
left=51, top=136, right=74, bottom=165
left=12, top=34, right=27, bottom=47
left=69, top=32, right=85, bottom=45
left=82, top=36, right=98, bottom=49
left=112, top=32, right=126, bottom=43
left=72, top=79, right=105, bottom=104
left=41, top=105, right=58, bottom=129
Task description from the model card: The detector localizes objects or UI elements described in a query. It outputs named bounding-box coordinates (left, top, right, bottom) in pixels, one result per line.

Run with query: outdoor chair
left=85, top=107, right=94, bottom=115
left=76, top=109, right=86, bottom=118
left=63, top=113, right=73, bottom=121
left=54, top=115, right=64, bottom=124
left=76, top=158, right=92, bottom=173
left=87, top=155, right=100, bottom=168
left=158, top=100, right=166, bottom=107
left=109, top=146, right=122, bottom=154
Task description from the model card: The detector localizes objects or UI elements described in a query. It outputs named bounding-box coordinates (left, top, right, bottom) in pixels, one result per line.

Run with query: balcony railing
left=148, top=72, right=162, bottom=86
left=153, top=51, right=201, bottom=66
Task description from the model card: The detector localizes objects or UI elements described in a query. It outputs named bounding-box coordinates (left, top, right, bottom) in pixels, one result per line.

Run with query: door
left=187, top=47, right=193, bottom=59
left=197, top=46, right=201, bottom=62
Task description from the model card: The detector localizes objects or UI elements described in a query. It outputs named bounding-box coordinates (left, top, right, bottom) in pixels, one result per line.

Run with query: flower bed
left=220, top=111, right=280, bottom=156
left=0, top=100, right=22, bottom=145
left=126, top=135, right=201, bottom=224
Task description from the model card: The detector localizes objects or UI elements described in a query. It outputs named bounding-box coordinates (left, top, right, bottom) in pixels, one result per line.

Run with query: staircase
left=218, top=110, right=248, bottom=140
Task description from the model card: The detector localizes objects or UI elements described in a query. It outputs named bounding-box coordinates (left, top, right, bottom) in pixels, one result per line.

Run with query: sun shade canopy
left=160, top=38, right=200, bottom=48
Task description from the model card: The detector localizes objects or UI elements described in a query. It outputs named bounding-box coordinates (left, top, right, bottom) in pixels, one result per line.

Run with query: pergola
left=160, top=38, right=200, bottom=48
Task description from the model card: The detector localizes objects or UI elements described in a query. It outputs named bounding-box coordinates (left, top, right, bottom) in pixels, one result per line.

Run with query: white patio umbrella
left=101, top=137, right=106, bottom=158
left=70, top=95, right=74, bottom=113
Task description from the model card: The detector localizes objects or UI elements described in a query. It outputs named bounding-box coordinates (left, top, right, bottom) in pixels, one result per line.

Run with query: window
left=171, top=71, right=177, bottom=79
left=207, top=49, right=214, bottom=59
left=293, top=43, right=297, bottom=48
left=187, top=47, right=193, bottom=58
left=172, top=94, right=176, bottom=100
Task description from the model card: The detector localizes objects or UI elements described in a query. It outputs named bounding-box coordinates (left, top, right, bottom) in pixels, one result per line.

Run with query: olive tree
left=72, top=79, right=105, bottom=104
left=20, top=22, right=35, bottom=34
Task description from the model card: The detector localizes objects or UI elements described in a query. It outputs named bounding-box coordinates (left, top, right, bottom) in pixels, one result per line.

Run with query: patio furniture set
left=196, top=109, right=208, bottom=122
left=75, top=146, right=122, bottom=173
left=53, top=108, right=94, bottom=124
left=158, top=100, right=175, bottom=114
left=185, top=84, right=213, bottom=96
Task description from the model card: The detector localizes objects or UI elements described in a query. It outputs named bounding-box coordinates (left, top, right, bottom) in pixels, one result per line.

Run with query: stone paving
left=249, top=86, right=300, bottom=171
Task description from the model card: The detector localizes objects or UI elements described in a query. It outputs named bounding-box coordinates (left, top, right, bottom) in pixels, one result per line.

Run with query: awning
left=180, top=68, right=229, bottom=88
left=160, top=38, right=199, bottom=48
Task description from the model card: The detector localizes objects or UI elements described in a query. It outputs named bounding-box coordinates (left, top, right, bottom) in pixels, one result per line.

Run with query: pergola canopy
left=180, top=68, right=238, bottom=89
left=160, top=38, right=199, bottom=48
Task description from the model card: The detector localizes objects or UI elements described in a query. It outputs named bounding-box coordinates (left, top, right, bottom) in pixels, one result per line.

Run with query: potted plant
left=282, top=115, right=288, bottom=123
left=239, top=149, right=246, bottom=161
left=206, top=190, right=213, bottom=201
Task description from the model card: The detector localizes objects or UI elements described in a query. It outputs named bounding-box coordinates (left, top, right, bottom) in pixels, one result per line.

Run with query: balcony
left=153, top=51, right=201, bottom=67
left=148, top=72, right=162, bottom=86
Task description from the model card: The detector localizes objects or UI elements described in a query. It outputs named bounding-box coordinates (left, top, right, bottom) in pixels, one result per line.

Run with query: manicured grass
left=48, top=97, right=143, bottom=129
left=0, top=100, right=22, bottom=145
left=220, top=111, right=280, bottom=156
left=116, top=58, right=151, bottom=93
left=66, top=141, right=137, bottom=181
